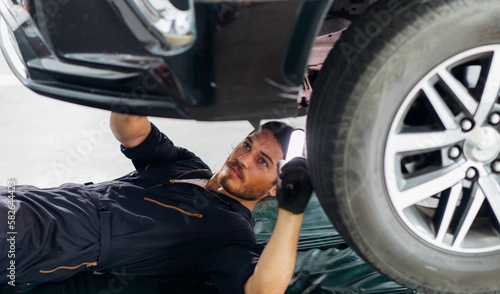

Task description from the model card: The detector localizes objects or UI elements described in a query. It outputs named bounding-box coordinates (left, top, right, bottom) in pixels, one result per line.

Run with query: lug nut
left=448, top=146, right=461, bottom=159
left=466, top=167, right=477, bottom=180
left=461, top=119, right=473, bottom=132
left=489, top=113, right=500, bottom=125
left=492, top=161, right=500, bottom=173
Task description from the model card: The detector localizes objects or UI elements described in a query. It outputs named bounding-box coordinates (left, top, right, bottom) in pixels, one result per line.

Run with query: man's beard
left=219, top=162, right=269, bottom=201
left=219, top=176, right=262, bottom=201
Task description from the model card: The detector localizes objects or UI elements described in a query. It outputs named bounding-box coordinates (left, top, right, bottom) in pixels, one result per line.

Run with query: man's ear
left=268, top=185, right=277, bottom=197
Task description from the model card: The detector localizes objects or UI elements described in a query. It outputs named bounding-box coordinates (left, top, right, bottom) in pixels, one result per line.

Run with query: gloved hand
left=276, top=157, right=314, bottom=215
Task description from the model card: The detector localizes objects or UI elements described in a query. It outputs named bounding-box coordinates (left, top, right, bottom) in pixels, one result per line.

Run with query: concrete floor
left=0, top=52, right=306, bottom=188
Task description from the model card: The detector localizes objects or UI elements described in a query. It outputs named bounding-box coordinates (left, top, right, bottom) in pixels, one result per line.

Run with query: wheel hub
left=463, top=127, right=500, bottom=163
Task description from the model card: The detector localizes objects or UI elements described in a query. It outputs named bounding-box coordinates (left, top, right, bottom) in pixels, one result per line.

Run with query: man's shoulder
left=122, top=123, right=212, bottom=171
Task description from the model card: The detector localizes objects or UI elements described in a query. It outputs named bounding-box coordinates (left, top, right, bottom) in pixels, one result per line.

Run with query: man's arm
left=110, top=112, right=152, bottom=148
left=244, top=157, right=313, bottom=294
left=244, top=211, right=303, bottom=294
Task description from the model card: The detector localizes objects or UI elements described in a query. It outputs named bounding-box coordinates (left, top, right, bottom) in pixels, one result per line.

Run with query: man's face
left=217, top=129, right=283, bottom=201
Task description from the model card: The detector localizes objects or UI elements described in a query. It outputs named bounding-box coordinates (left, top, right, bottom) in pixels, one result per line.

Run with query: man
left=0, top=113, right=313, bottom=294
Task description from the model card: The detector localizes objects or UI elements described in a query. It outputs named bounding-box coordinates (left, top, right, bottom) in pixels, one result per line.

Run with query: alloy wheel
left=385, top=45, right=500, bottom=253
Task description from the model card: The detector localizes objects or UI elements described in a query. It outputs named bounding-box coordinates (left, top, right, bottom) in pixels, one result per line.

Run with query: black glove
left=276, top=157, right=314, bottom=215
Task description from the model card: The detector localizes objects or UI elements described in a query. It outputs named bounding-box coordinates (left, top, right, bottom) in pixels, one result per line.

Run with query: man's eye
left=243, top=142, right=250, bottom=150
left=260, top=158, right=268, bottom=166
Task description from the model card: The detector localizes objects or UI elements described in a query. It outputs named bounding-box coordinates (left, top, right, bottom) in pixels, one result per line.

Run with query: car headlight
left=0, top=0, right=36, bottom=80
left=0, top=17, right=27, bottom=79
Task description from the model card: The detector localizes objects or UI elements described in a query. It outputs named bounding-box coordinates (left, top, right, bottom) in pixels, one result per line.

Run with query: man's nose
left=237, top=151, right=253, bottom=168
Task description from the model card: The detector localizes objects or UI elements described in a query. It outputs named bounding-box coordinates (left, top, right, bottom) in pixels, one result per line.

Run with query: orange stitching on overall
left=144, top=197, right=203, bottom=218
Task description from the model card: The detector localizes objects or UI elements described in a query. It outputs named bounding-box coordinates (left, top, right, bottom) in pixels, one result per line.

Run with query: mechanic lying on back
left=0, top=112, right=313, bottom=294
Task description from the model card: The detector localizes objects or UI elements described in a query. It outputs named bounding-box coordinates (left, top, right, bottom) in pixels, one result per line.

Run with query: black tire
left=307, top=0, right=500, bottom=293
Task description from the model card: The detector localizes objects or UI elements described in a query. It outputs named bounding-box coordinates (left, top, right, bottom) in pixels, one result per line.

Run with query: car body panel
left=0, top=0, right=332, bottom=120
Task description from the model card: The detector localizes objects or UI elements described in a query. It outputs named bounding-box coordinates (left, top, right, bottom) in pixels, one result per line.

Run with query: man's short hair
left=254, top=121, right=295, bottom=159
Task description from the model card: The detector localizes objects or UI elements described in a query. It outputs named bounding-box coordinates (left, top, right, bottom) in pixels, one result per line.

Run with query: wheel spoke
left=422, top=81, right=459, bottom=130
left=474, top=50, right=500, bottom=125
left=435, top=183, right=462, bottom=243
left=387, top=128, right=465, bottom=154
left=393, top=164, right=465, bottom=211
left=438, top=68, right=479, bottom=116
left=478, top=175, right=500, bottom=225
left=452, top=189, right=485, bottom=249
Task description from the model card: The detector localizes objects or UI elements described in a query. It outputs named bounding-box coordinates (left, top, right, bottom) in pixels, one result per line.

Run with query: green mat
left=254, top=196, right=346, bottom=251
left=254, top=195, right=415, bottom=294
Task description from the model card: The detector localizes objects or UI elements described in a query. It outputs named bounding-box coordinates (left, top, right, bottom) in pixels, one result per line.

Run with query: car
left=1, top=0, right=500, bottom=293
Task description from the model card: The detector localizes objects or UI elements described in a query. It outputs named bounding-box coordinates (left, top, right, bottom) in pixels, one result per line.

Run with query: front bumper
left=0, top=0, right=189, bottom=118
left=0, top=0, right=330, bottom=121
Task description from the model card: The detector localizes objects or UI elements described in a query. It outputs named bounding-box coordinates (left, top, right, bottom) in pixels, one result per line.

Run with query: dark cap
left=252, top=121, right=295, bottom=159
